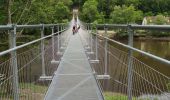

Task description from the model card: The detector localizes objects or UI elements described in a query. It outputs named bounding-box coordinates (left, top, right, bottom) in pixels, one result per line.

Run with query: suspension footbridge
left=45, top=27, right=103, bottom=100
left=0, top=18, right=170, bottom=100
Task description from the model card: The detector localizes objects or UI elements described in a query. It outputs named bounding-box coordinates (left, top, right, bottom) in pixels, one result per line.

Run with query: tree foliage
left=1, top=0, right=170, bottom=25
left=0, top=0, right=72, bottom=24
left=81, top=0, right=101, bottom=23
left=0, top=0, right=6, bottom=24
left=78, top=0, right=170, bottom=24
left=54, top=2, right=70, bottom=23
left=110, top=5, right=143, bottom=24
left=152, top=14, right=168, bottom=25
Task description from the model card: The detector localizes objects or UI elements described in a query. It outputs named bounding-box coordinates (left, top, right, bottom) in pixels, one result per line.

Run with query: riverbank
left=97, top=30, right=170, bottom=41
left=135, top=36, right=170, bottom=41
left=104, top=92, right=135, bottom=100
left=104, top=92, right=170, bottom=100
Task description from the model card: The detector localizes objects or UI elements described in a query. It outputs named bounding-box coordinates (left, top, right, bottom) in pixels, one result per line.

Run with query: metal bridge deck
left=45, top=29, right=103, bottom=100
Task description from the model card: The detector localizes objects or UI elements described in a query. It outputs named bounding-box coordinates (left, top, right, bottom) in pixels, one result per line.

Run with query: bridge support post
left=57, top=25, right=62, bottom=55
left=60, top=24, right=63, bottom=49
left=9, top=24, right=19, bottom=100
left=61, top=24, right=67, bottom=49
left=90, top=26, right=99, bottom=63
left=88, top=24, right=91, bottom=50
left=51, top=26, right=55, bottom=60
left=51, top=26, right=60, bottom=64
left=41, top=24, right=46, bottom=76
left=104, top=25, right=108, bottom=75
left=127, top=25, right=134, bottom=100
left=60, top=24, right=65, bottom=51
left=90, top=24, right=94, bottom=54
left=87, top=24, right=94, bottom=55
left=85, top=24, right=90, bottom=50
left=95, top=26, right=99, bottom=61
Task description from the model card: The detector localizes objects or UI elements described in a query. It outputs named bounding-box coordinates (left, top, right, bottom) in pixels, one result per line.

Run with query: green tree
left=110, top=5, right=143, bottom=24
left=97, top=0, right=117, bottom=19
left=81, top=0, right=100, bottom=23
left=125, top=0, right=140, bottom=7
left=0, top=0, right=6, bottom=24
left=54, top=2, right=70, bottom=23
left=138, top=0, right=170, bottom=15
left=0, top=0, right=72, bottom=25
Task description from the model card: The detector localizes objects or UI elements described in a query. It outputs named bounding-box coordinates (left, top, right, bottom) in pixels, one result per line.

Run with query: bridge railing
left=0, top=23, right=69, bottom=100
left=82, top=23, right=170, bottom=100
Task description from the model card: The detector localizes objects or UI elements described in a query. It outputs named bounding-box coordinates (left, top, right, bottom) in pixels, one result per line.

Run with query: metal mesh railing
left=97, top=42, right=170, bottom=100
left=0, top=23, right=69, bottom=100
left=81, top=23, right=170, bottom=100
left=0, top=37, right=59, bottom=99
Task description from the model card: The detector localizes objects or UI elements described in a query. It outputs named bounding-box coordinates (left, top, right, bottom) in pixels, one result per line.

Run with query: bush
left=110, top=5, right=143, bottom=24
left=148, top=31, right=170, bottom=37
left=152, top=14, right=168, bottom=25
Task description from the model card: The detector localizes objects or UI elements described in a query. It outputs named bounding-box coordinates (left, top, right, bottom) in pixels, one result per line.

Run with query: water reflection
left=133, top=40, right=170, bottom=77
left=134, top=40, right=170, bottom=60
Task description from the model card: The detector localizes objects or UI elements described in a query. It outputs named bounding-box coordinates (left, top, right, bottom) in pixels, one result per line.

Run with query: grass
left=104, top=92, right=136, bottom=100
left=19, top=83, right=48, bottom=99
left=0, top=83, right=48, bottom=99
left=19, top=83, right=48, bottom=93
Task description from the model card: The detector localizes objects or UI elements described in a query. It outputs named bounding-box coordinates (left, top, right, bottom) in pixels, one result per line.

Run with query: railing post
left=95, top=26, right=98, bottom=60
left=88, top=24, right=91, bottom=48
left=104, top=25, right=108, bottom=75
left=90, top=25, right=100, bottom=63
left=60, top=24, right=65, bottom=50
left=127, top=25, right=134, bottom=100
left=90, top=24, right=93, bottom=53
left=85, top=23, right=90, bottom=49
left=41, top=24, right=46, bottom=76
left=60, top=24, right=63, bottom=48
left=51, top=26, right=55, bottom=61
left=87, top=24, right=94, bottom=54
left=57, top=25, right=60, bottom=54
left=62, top=24, right=66, bottom=47
left=51, top=25, right=60, bottom=64
left=9, top=24, right=19, bottom=100
left=57, top=25, right=61, bottom=54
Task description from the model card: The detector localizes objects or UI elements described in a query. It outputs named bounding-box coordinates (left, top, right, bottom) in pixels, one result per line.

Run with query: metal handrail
left=84, top=23, right=170, bottom=31
left=0, top=23, right=69, bottom=56
left=0, top=29, right=66, bottom=56
left=91, top=31, right=170, bottom=65
left=83, top=23, right=170, bottom=65
left=0, top=23, right=68, bottom=30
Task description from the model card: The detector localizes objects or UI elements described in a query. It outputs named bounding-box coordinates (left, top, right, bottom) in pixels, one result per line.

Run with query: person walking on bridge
left=72, top=25, right=76, bottom=35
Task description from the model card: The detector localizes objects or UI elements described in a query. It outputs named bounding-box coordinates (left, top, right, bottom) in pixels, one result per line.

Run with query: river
left=111, top=39, right=170, bottom=77
left=133, top=39, right=170, bottom=77
left=97, top=38, right=170, bottom=95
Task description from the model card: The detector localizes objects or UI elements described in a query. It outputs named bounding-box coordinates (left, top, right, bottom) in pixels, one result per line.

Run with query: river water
left=97, top=39, right=170, bottom=95
left=112, top=39, right=170, bottom=77
left=133, top=40, right=170, bottom=77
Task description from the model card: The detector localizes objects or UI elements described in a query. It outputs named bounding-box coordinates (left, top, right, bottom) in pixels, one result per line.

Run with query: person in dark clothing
left=72, top=25, right=76, bottom=35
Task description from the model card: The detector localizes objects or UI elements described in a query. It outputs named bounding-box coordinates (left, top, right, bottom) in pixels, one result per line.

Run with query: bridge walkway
left=44, top=28, right=103, bottom=100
